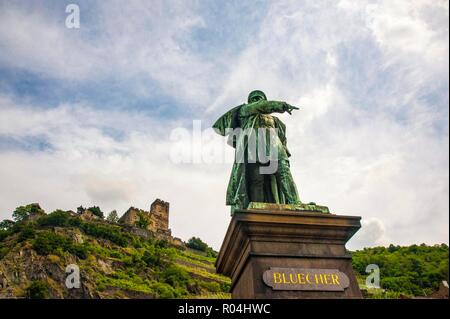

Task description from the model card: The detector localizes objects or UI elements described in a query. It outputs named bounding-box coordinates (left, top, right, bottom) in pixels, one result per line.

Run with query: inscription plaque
left=263, top=267, right=350, bottom=291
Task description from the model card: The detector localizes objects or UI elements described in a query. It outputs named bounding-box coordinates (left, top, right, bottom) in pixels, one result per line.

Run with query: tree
left=12, top=203, right=45, bottom=222
left=352, top=244, right=449, bottom=297
left=186, top=237, right=208, bottom=252
left=186, top=237, right=218, bottom=257
left=87, top=206, right=104, bottom=219
left=106, top=210, right=119, bottom=223
left=0, top=219, right=14, bottom=231
left=388, top=244, right=399, bottom=253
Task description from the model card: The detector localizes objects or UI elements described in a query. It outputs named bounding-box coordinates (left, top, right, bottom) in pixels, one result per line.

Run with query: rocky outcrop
left=0, top=240, right=98, bottom=298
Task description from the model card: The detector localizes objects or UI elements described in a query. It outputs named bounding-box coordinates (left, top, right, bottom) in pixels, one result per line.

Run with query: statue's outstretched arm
left=240, top=100, right=297, bottom=117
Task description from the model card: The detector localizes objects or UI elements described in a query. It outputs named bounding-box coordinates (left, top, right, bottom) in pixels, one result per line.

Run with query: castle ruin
left=118, top=199, right=177, bottom=242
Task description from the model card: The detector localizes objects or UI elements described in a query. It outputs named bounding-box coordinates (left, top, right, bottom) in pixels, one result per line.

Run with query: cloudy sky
left=0, top=0, right=448, bottom=250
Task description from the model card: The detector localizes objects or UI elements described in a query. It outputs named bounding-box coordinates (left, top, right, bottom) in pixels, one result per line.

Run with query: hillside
left=0, top=204, right=448, bottom=299
left=0, top=204, right=231, bottom=299
left=352, top=244, right=449, bottom=298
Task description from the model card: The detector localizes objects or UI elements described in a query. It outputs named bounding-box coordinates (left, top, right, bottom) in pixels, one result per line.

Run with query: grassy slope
left=0, top=211, right=231, bottom=299
left=1, top=210, right=447, bottom=299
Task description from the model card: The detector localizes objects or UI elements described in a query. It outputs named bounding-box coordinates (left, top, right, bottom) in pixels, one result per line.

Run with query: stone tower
left=149, top=199, right=170, bottom=236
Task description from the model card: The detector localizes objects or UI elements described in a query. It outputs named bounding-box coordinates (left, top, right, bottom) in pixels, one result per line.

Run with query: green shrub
left=78, top=222, right=128, bottom=247
left=131, top=236, right=143, bottom=248
left=70, top=244, right=89, bottom=259
left=198, top=280, right=221, bottom=292
left=97, top=282, right=107, bottom=292
left=135, top=212, right=150, bottom=229
left=125, top=253, right=146, bottom=270
left=220, top=281, right=231, bottom=292
left=161, top=265, right=190, bottom=288
left=150, top=282, right=176, bottom=299
left=173, top=286, right=188, bottom=298
left=142, top=249, right=161, bottom=268
left=109, top=250, right=124, bottom=259
left=186, top=280, right=202, bottom=294
left=26, top=280, right=50, bottom=299
left=0, top=229, right=11, bottom=242
left=37, top=210, right=72, bottom=227
left=18, top=224, right=36, bottom=242
left=32, top=231, right=88, bottom=259
left=381, top=276, right=419, bottom=295
left=0, top=246, right=9, bottom=260
left=186, top=237, right=218, bottom=257
left=33, top=231, right=71, bottom=255
left=156, top=239, right=169, bottom=248
left=205, top=247, right=218, bottom=258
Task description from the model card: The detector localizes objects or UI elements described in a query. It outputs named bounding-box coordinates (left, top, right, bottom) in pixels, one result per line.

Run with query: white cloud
left=0, top=4, right=101, bottom=80
left=348, top=217, right=388, bottom=250
left=0, top=95, right=232, bottom=248
left=206, top=0, right=449, bottom=249
left=0, top=1, right=222, bottom=106
left=0, top=1, right=448, bottom=251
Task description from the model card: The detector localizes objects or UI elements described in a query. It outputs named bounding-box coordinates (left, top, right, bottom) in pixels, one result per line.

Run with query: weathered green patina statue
left=213, top=90, right=329, bottom=214
left=213, top=91, right=295, bottom=212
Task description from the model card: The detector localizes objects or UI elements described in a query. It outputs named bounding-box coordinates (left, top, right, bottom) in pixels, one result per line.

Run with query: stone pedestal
left=215, top=207, right=363, bottom=299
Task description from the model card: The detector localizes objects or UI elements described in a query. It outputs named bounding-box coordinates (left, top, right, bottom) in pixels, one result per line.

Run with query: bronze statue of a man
left=213, top=90, right=301, bottom=213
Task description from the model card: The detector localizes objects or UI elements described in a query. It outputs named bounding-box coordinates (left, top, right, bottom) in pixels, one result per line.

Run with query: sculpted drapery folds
left=213, top=90, right=301, bottom=213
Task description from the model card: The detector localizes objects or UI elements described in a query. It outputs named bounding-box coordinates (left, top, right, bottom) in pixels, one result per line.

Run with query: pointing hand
left=285, top=104, right=300, bottom=115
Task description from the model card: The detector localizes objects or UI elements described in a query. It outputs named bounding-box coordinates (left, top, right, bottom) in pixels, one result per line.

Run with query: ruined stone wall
left=170, top=237, right=184, bottom=248
left=119, top=199, right=172, bottom=238
left=119, top=207, right=154, bottom=231
left=149, top=199, right=169, bottom=234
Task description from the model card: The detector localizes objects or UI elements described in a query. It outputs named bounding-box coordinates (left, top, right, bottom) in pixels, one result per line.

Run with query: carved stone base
left=215, top=208, right=363, bottom=299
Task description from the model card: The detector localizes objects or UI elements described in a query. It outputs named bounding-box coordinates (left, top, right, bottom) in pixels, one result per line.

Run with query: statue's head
left=248, top=90, right=267, bottom=103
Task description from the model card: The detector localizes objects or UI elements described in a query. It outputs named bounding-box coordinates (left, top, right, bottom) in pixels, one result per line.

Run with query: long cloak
left=213, top=105, right=293, bottom=212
